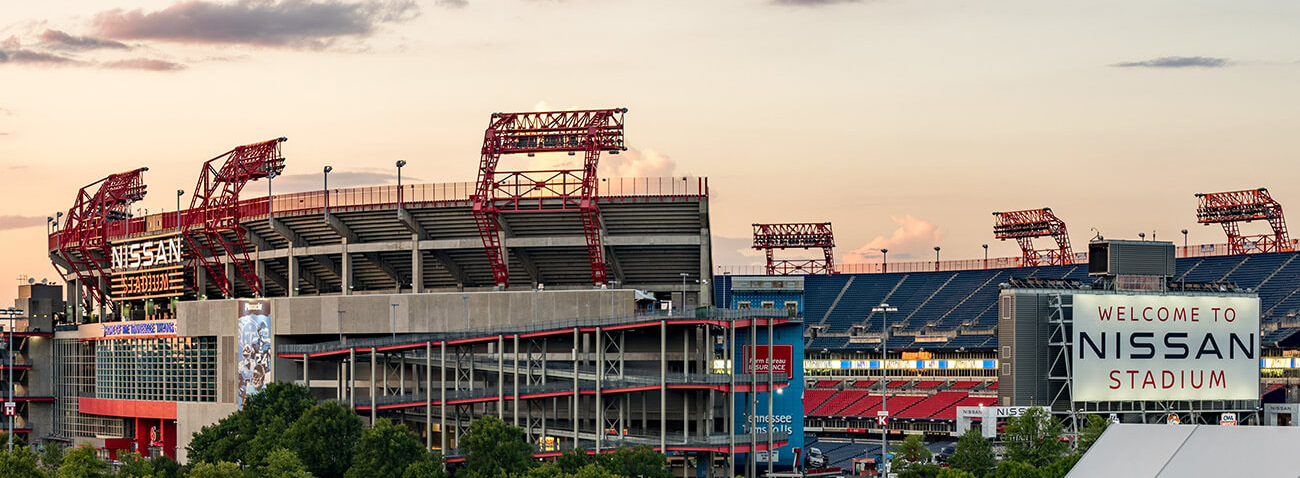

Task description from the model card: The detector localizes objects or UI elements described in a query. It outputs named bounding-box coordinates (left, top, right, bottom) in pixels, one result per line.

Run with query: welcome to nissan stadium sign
left=1072, top=293, right=1259, bottom=402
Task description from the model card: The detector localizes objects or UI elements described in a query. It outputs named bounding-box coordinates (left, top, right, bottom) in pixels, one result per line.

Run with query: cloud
left=0, top=215, right=47, bottom=231
left=435, top=0, right=467, bottom=7
left=0, top=48, right=80, bottom=65
left=772, top=0, right=863, bottom=5
left=268, top=169, right=420, bottom=193
left=38, top=29, right=129, bottom=50
left=712, top=234, right=766, bottom=269
left=93, top=0, right=421, bottom=49
left=842, top=215, right=943, bottom=262
left=102, top=57, right=187, bottom=71
left=600, top=149, right=677, bottom=178
left=1112, top=56, right=1228, bottom=68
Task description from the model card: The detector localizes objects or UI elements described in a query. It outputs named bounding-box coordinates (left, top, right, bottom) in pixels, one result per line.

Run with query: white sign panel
left=1073, top=293, right=1259, bottom=401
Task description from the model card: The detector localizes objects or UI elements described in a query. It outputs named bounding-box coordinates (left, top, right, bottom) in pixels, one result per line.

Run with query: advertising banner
left=108, top=232, right=186, bottom=301
left=744, top=344, right=793, bottom=379
left=734, top=324, right=804, bottom=470
left=1072, top=293, right=1259, bottom=401
left=236, top=300, right=272, bottom=410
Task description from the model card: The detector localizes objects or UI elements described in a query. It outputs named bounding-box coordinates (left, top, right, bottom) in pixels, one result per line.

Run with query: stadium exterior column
left=224, top=262, right=234, bottom=297
left=194, top=265, right=206, bottom=301
left=683, top=327, right=689, bottom=441
left=497, top=335, right=505, bottom=419
left=97, top=276, right=107, bottom=319
left=572, top=327, right=580, bottom=447
left=341, top=238, right=351, bottom=295
left=255, top=259, right=267, bottom=296
left=370, top=347, right=377, bottom=423
left=750, top=317, right=757, bottom=478
left=288, top=249, right=299, bottom=297
left=440, top=341, right=447, bottom=458
left=595, top=326, right=603, bottom=454
left=513, top=334, right=520, bottom=427
left=768, top=317, right=774, bottom=464
left=412, top=233, right=423, bottom=294
left=426, top=341, right=432, bottom=450
left=699, top=199, right=712, bottom=307
left=303, top=355, right=309, bottom=391
left=349, top=348, right=356, bottom=407
left=660, top=319, right=667, bottom=453
left=400, top=351, right=406, bottom=396
left=728, top=316, right=736, bottom=467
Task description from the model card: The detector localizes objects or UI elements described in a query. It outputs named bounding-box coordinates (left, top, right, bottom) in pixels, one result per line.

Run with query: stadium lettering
left=1078, top=331, right=1254, bottom=360
left=1108, top=369, right=1228, bottom=390
left=101, top=322, right=177, bottom=337
left=1096, top=306, right=1239, bottom=323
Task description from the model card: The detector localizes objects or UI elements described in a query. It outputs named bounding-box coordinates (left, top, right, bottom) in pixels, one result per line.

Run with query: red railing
left=49, top=177, right=709, bottom=249
left=716, top=243, right=1272, bottom=276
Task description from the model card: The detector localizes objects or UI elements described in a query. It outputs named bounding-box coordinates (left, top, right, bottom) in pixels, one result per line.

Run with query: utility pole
left=871, top=303, right=897, bottom=475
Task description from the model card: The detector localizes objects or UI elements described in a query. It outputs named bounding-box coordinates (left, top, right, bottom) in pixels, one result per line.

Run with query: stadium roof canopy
left=1069, top=424, right=1300, bottom=478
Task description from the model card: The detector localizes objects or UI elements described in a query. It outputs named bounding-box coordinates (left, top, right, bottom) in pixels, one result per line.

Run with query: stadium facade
left=17, top=122, right=1300, bottom=474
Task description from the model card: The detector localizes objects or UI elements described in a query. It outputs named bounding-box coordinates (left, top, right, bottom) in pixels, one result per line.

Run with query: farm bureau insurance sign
left=1072, top=293, right=1259, bottom=401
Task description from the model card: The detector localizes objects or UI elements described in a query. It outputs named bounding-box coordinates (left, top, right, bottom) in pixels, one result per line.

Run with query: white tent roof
left=1069, top=423, right=1300, bottom=478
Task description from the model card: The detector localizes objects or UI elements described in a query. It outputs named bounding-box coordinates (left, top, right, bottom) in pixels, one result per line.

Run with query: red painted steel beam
left=752, top=222, right=836, bottom=275
left=56, top=168, right=149, bottom=311
left=992, top=208, right=1073, bottom=266
left=1196, top=188, right=1293, bottom=254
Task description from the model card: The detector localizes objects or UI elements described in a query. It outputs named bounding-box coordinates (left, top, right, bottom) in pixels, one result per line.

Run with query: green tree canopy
left=41, top=444, right=64, bottom=473
left=186, top=382, right=315, bottom=467
left=1002, top=407, right=1066, bottom=468
left=0, top=445, right=48, bottom=478
left=114, top=452, right=154, bottom=478
left=993, top=460, right=1040, bottom=478
left=185, top=461, right=243, bottom=478
left=57, top=446, right=108, bottom=478
left=1077, top=415, right=1111, bottom=453
left=595, top=446, right=670, bottom=478
left=554, top=448, right=590, bottom=474
left=1039, top=453, right=1081, bottom=478
left=936, top=469, right=977, bottom=478
left=345, top=418, right=426, bottom=478
left=890, top=434, right=933, bottom=472
left=401, top=452, right=449, bottom=478
left=282, top=401, right=363, bottom=478
left=457, top=415, right=534, bottom=478
left=261, top=447, right=313, bottom=478
left=949, top=427, right=995, bottom=477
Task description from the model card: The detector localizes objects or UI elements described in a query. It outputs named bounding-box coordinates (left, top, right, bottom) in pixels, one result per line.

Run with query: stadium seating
left=948, top=381, right=982, bottom=390
left=933, top=396, right=997, bottom=420
left=852, top=380, right=877, bottom=389
left=912, top=381, right=942, bottom=389
left=809, top=390, right=870, bottom=417
left=897, top=391, right=968, bottom=419
left=813, top=380, right=841, bottom=388
left=804, top=389, right=837, bottom=415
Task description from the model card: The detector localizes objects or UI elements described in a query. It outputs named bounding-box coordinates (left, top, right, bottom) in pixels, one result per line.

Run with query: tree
left=992, top=460, right=1039, bottom=478
left=0, top=431, right=27, bottom=448
left=185, top=461, right=243, bottom=478
left=345, top=418, right=425, bottom=478
left=555, top=448, right=590, bottom=474
left=114, top=452, right=154, bottom=478
left=146, top=455, right=181, bottom=478
left=1077, top=415, right=1110, bottom=452
left=949, top=427, right=995, bottom=477
left=1002, top=407, right=1066, bottom=468
left=897, top=463, right=941, bottom=478
left=187, top=382, right=315, bottom=467
left=0, top=445, right=48, bottom=478
left=936, top=469, right=977, bottom=478
left=41, top=444, right=64, bottom=473
left=456, top=415, right=533, bottom=478
left=261, top=448, right=312, bottom=478
left=401, top=452, right=448, bottom=478
left=282, top=401, right=363, bottom=478
left=595, top=446, right=670, bottom=478
left=890, top=434, right=933, bottom=473
left=1038, top=453, right=1081, bottom=478
left=57, top=446, right=108, bottom=478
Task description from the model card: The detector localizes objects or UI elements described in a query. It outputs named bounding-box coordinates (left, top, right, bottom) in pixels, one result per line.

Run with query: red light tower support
left=992, top=208, right=1074, bottom=266
left=751, top=222, right=836, bottom=275
left=56, top=168, right=149, bottom=312
left=471, top=108, right=628, bottom=288
left=1195, top=188, right=1293, bottom=254
left=182, top=138, right=286, bottom=298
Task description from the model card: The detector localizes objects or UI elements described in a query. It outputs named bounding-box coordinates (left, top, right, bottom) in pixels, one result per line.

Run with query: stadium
left=10, top=108, right=1300, bottom=477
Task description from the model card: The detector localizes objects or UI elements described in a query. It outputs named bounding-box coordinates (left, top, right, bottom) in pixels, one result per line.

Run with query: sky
left=2, top=0, right=1299, bottom=306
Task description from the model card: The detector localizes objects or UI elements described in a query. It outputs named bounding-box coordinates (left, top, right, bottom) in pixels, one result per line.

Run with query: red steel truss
left=752, top=223, right=836, bottom=275
left=56, top=168, right=149, bottom=311
left=1196, top=188, right=1293, bottom=254
left=471, top=108, right=628, bottom=287
left=182, top=138, right=286, bottom=298
left=992, top=208, right=1074, bottom=266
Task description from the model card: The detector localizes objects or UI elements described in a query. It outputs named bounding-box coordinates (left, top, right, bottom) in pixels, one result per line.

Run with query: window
left=1000, top=297, right=1011, bottom=319
left=738, top=301, right=751, bottom=309
left=1001, top=346, right=1011, bottom=359
left=1001, top=363, right=1012, bottom=376
left=761, top=301, right=775, bottom=309
left=784, top=301, right=799, bottom=310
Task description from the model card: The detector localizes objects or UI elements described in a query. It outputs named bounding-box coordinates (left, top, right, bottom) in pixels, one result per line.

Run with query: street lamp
left=1181, top=229, right=1189, bottom=254
left=324, top=166, right=333, bottom=214
left=934, top=246, right=941, bottom=271
left=0, top=307, right=23, bottom=452
left=880, top=248, right=888, bottom=274
left=396, top=160, right=407, bottom=209
left=176, top=189, right=184, bottom=229
left=871, top=303, right=897, bottom=474
left=267, top=170, right=278, bottom=226
left=982, top=244, right=989, bottom=269
left=679, top=273, right=689, bottom=316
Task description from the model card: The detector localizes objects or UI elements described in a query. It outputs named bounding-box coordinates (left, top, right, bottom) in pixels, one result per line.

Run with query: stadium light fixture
left=983, top=244, right=989, bottom=269
left=324, top=166, right=333, bottom=213
left=1181, top=229, right=1189, bottom=250
left=881, top=248, right=888, bottom=273
left=396, top=160, right=407, bottom=210
left=934, top=246, right=941, bottom=271
left=870, top=303, right=897, bottom=473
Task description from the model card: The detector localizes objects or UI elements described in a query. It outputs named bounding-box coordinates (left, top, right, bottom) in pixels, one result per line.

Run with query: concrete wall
left=174, top=402, right=237, bottom=463
left=177, top=289, right=636, bottom=337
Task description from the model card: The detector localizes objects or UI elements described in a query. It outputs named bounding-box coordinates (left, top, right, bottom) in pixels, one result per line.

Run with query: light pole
left=396, top=160, right=407, bottom=209
left=880, top=248, right=888, bottom=274
left=176, top=190, right=184, bottom=229
left=982, top=244, right=989, bottom=269
left=679, top=272, right=689, bottom=316
left=1181, top=229, right=1189, bottom=255
left=1, top=307, right=22, bottom=452
left=934, top=246, right=941, bottom=271
left=871, top=303, right=897, bottom=474
left=324, top=166, right=333, bottom=214
left=267, top=170, right=277, bottom=226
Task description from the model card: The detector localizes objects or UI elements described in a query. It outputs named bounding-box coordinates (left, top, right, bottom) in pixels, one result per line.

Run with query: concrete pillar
left=342, top=238, right=352, bottom=295
left=195, top=264, right=207, bottom=300
left=255, top=259, right=267, bottom=296
left=497, top=336, right=505, bottom=419
left=513, top=335, right=520, bottom=427
left=349, top=348, right=356, bottom=407
left=595, top=327, right=603, bottom=453
left=426, top=341, right=432, bottom=450
left=412, top=233, right=423, bottom=294
left=303, top=355, right=310, bottom=390
left=224, top=262, right=235, bottom=297
left=288, top=248, right=299, bottom=297
left=660, top=320, right=667, bottom=452
left=370, top=348, right=377, bottom=423
left=440, top=342, right=447, bottom=457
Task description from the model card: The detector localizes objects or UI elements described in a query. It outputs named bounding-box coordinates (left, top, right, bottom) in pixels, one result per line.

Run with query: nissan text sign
left=1072, top=293, right=1259, bottom=401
